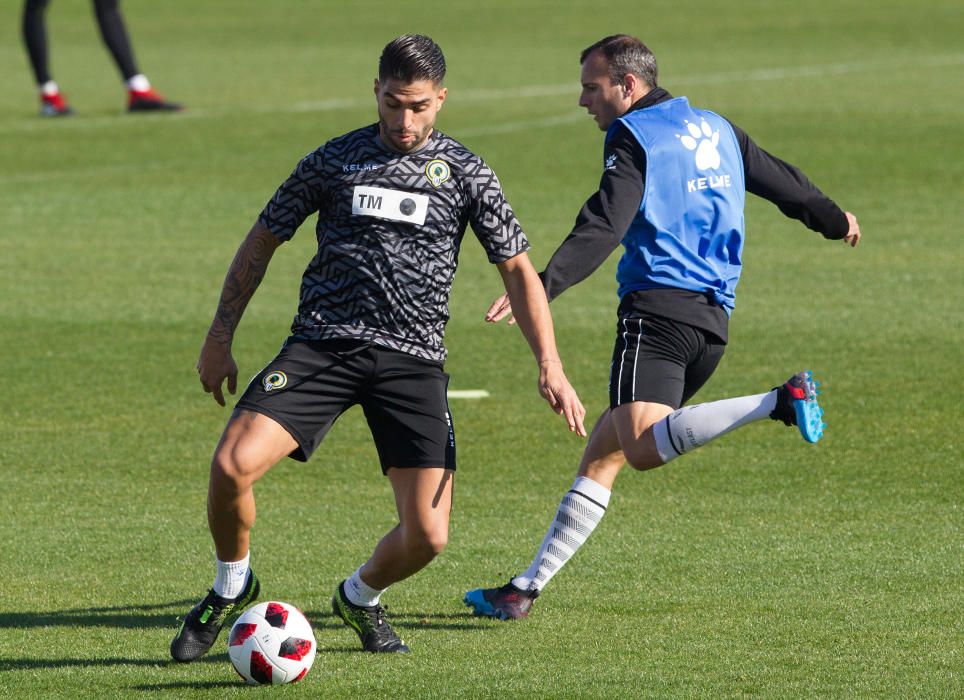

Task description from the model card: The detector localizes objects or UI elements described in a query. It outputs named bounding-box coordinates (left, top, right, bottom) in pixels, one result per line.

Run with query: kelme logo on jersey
left=425, top=159, right=451, bottom=188
left=262, top=371, right=288, bottom=392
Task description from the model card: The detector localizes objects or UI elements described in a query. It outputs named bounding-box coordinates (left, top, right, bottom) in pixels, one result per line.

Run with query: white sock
left=213, top=553, right=250, bottom=599
left=40, top=81, right=60, bottom=96
left=653, top=390, right=777, bottom=463
left=511, top=476, right=611, bottom=592
left=343, top=567, right=386, bottom=607
left=127, top=74, right=151, bottom=91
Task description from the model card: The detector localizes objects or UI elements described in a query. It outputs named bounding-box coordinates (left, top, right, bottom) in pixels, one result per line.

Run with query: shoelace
left=372, top=604, right=389, bottom=627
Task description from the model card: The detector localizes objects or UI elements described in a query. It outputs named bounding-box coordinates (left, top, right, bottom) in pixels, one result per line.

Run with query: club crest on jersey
left=425, top=159, right=451, bottom=188
left=262, top=371, right=288, bottom=392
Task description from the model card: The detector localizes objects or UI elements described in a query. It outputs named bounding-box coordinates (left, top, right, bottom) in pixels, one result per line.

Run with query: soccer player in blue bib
left=170, top=35, right=585, bottom=660
left=465, top=34, right=861, bottom=620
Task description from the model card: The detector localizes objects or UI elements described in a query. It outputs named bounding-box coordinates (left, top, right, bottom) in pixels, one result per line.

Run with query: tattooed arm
left=197, top=221, right=283, bottom=406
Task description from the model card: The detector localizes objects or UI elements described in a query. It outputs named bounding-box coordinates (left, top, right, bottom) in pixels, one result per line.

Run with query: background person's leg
left=91, top=0, right=138, bottom=79
left=22, top=0, right=72, bottom=115
left=22, top=0, right=52, bottom=85
left=92, top=0, right=183, bottom=111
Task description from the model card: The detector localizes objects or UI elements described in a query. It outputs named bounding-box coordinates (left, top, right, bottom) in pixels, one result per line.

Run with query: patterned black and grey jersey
left=258, top=124, right=529, bottom=363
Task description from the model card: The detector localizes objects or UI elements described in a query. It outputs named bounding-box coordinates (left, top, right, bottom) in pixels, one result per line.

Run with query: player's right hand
left=197, top=336, right=238, bottom=407
left=485, top=291, right=516, bottom=326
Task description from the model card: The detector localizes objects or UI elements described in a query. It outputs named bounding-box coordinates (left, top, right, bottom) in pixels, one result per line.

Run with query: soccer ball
left=227, top=601, right=316, bottom=685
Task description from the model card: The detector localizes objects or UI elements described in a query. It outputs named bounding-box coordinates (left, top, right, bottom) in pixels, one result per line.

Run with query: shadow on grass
left=0, top=601, right=486, bottom=632
left=0, top=652, right=228, bottom=672
left=0, top=603, right=492, bottom=678
left=389, top=611, right=496, bottom=631
left=304, top=608, right=493, bottom=632
left=131, top=681, right=240, bottom=691
left=0, top=599, right=196, bottom=630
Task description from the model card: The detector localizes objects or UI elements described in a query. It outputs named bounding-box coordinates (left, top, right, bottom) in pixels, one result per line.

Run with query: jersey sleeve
left=540, top=124, right=642, bottom=301
left=257, top=147, right=328, bottom=242
left=730, top=122, right=848, bottom=239
left=463, top=159, right=530, bottom=263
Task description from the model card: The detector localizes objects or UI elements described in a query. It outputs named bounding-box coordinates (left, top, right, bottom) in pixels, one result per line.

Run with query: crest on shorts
left=425, top=159, right=451, bottom=188
left=262, top=371, right=288, bottom=392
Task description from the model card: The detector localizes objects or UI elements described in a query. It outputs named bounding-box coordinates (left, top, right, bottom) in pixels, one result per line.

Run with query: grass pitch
left=1, top=1, right=961, bottom=697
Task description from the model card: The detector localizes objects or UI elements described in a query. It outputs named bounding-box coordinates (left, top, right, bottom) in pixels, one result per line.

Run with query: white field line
left=446, top=389, right=490, bottom=399
left=0, top=110, right=588, bottom=185
left=6, top=53, right=964, bottom=132
left=2, top=53, right=962, bottom=182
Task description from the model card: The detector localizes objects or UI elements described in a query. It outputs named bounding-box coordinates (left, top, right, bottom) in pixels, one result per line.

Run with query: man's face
left=374, top=78, right=447, bottom=153
left=578, top=50, right=630, bottom=131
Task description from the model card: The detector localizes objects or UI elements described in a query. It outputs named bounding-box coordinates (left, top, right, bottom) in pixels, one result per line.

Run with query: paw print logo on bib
left=677, top=118, right=720, bottom=170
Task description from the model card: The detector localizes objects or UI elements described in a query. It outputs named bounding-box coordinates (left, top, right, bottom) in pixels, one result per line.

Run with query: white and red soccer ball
left=228, top=601, right=316, bottom=685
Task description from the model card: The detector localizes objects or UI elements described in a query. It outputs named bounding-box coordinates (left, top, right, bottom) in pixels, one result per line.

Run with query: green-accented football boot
left=170, top=570, right=260, bottom=662
left=331, top=581, right=409, bottom=653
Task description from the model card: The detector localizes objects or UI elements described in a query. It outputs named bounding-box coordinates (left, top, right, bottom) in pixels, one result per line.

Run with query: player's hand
left=843, top=211, right=861, bottom=247
left=197, top=335, right=238, bottom=407
left=485, top=291, right=516, bottom=326
left=538, top=361, right=587, bottom=437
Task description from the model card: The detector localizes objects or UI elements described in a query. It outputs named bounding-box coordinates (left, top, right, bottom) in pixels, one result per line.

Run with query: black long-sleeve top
left=539, top=88, right=849, bottom=343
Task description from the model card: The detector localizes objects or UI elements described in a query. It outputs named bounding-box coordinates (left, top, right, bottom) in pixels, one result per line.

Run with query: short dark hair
left=378, top=34, right=446, bottom=85
left=580, top=34, right=657, bottom=88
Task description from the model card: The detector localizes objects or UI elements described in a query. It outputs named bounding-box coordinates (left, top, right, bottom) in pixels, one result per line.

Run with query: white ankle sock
left=511, top=476, right=611, bottom=592
left=653, top=391, right=777, bottom=463
left=127, top=74, right=151, bottom=91
left=213, top=553, right=250, bottom=599
left=40, top=81, right=59, bottom=96
left=344, top=568, right=386, bottom=607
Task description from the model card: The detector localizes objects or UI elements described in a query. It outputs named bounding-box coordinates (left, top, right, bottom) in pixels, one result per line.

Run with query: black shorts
left=609, top=312, right=725, bottom=410
left=235, top=338, right=455, bottom=473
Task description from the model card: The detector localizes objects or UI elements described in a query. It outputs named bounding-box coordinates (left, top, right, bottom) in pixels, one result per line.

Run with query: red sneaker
left=128, top=87, right=183, bottom=112
left=40, top=92, right=73, bottom=117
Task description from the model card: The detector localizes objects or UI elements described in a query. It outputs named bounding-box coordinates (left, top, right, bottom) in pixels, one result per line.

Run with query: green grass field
left=1, top=1, right=961, bottom=697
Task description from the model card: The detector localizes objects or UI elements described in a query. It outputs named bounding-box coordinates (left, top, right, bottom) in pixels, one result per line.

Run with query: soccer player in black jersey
left=21, top=0, right=181, bottom=116
left=465, top=35, right=862, bottom=621
left=170, top=35, right=585, bottom=661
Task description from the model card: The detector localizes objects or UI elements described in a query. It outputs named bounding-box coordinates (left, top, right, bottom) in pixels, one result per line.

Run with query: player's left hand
left=538, top=361, right=587, bottom=437
left=843, top=211, right=861, bottom=247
